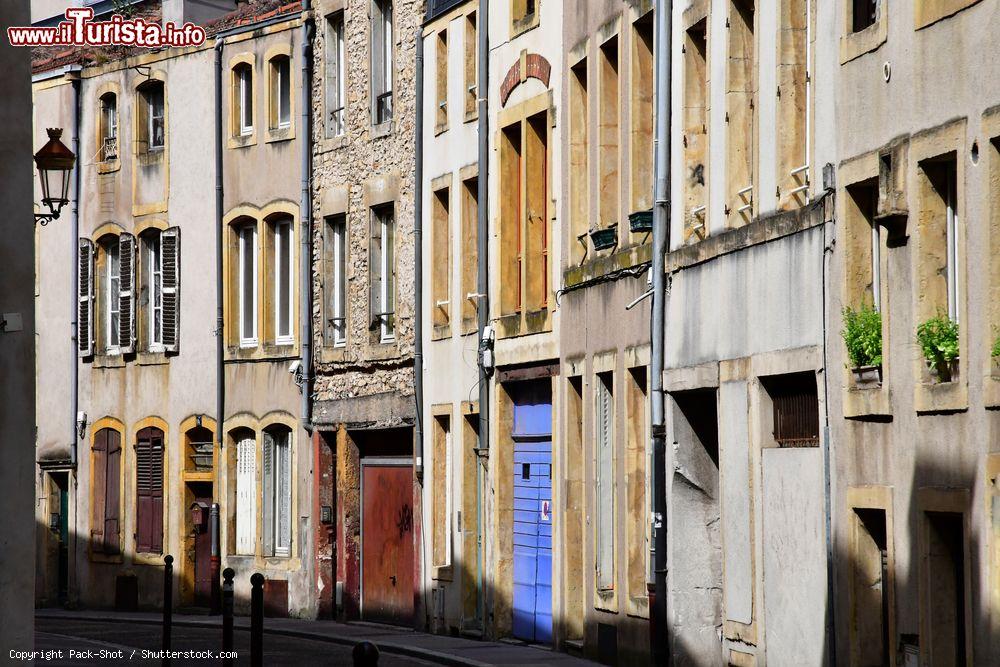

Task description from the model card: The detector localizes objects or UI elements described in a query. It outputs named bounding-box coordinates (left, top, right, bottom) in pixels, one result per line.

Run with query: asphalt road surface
left=34, top=618, right=437, bottom=666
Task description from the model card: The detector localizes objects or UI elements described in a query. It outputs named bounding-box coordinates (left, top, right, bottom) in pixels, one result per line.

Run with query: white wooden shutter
left=118, top=232, right=136, bottom=354
left=161, top=227, right=180, bottom=353
left=78, top=239, right=95, bottom=357
left=276, top=433, right=292, bottom=557
left=596, top=378, right=614, bottom=590
left=236, top=435, right=256, bottom=555
left=262, top=430, right=275, bottom=557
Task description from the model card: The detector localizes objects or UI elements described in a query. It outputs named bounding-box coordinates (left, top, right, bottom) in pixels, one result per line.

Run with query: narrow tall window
left=100, top=93, right=118, bottom=161
left=106, top=238, right=121, bottom=350
left=923, top=510, right=967, bottom=665
left=847, top=180, right=881, bottom=309
left=595, top=372, right=615, bottom=591
left=370, top=205, right=396, bottom=342
left=271, top=56, right=291, bottom=129
left=135, top=426, right=164, bottom=554
left=464, top=12, right=477, bottom=118
left=91, top=428, right=122, bottom=555
left=263, top=427, right=292, bottom=557
left=727, top=0, right=756, bottom=223
left=460, top=177, right=479, bottom=333
left=239, top=224, right=258, bottom=347
left=777, top=0, right=809, bottom=209
left=146, top=232, right=164, bottom=350
left=432, top=187, right=451, bottom=329
left=273, top=218, right=294, bottom=345
left=569, top=58, right=588, bottom=262
left=236, top=64, right=254, bottom=136
left=631, top=13, right=654, bottom=218
left=683, top=20, right=708, bottom=240
left=432, top=414, right=452, bottom=569
left=145, top=82, right=165, bottom=150
left=235, top=431, right=256, bottom=555
left=372, top=0, right=394, bottom=124
left=850, top=507, right=890, bottom=666
left=324, top=215, right=347, bottom=346
left=325, top=12, right=346, bottom=137
left=920, top=155, right=960, bottom=324
left=436, top=29, right=448, bottom=130
left=598, top=35, right=620, bottom=233
left=944, top=166, right=959, bottom=322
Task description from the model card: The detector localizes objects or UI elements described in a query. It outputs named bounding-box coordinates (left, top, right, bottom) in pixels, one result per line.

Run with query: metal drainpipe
left=299, top=2, right=314, bottom=431
left=215, top=38, right=225, bottom=456
left=70, top=70, right=81, bottom=468
left=475, top=0, right=490, bottom=633
left=414, top=30, right=424, bottom=481
left=650, top=1, right=672, bottom=664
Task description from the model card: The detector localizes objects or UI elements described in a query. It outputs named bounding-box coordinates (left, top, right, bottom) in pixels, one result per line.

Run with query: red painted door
left=362, top=464, right=414, bottom=625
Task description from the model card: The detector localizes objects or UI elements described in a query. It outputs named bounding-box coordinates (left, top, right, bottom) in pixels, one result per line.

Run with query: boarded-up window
left=432, top=187, right=451, bottom=330
left=235, top=431, right=256, bottom=555
left=432, top=413, right=451, bottom=570
left=79, top=238, right=95, bottom=357
left=764, top=372, right=819, bottom=448
left=263, top=427, right=292, bottom=557
left=460, top=177, right=478, bottom=334
left=91, top=427, right=122, bottom=555
left=435, top=29, right=448, bottom=130
left=726, top=0, right=756, bottom=224
left=135, top=426, right=164, bottom=554
left=464, top=12, right=477, bottom=118
left=598, top=35, right=620, bottom=233
left=625, top=366, right=649, bottom=607
left=850, top=507, right=890, bottom=666
left=569, top=58, right=589, bottom=263
left=924, top=511, right=967, bottom=665
left=776, top=0, right=809, bottom=209
left=683, top=19, right=708, bottom=242
left=845, top=179, right=881, bottom=310
left=595, top=372, right=615, bottom=591
left=630, top=12, right=654, bottom=221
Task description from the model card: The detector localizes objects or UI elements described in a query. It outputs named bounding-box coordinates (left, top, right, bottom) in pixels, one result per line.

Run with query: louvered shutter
left=118, top=233, right=136, bottom=354
left=276, top=433, right=292, bottom=557
left=105, top=429, right=122, bottom=555
left=596, top=381, right=613, bottom=589
left=369, top=214, right=382, bottom=330
left=150, top=430, right=164, bottom=553
left=91, top=429, right=108, bottom=550
left=262, top=431, right=275, bottom=557
left=136, top=430, right=153, bottom=552
left=79, top=239, right=95, bottom=357
left=236, top=435, right=256, bottom=555
left=161, top=227, right=180, bottom=353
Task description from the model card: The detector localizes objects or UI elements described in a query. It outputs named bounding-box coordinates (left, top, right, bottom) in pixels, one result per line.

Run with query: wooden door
left=193, top=495, right=213, bottom=607
left=361, top=463, right=414, bottom=625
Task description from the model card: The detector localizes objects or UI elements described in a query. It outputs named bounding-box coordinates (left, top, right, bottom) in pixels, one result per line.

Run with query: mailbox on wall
left=190, top=501, right=209, bottom=532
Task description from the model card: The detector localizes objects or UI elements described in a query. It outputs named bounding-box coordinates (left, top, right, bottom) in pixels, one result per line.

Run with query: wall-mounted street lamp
left=33, top=128, right=75, bottom=225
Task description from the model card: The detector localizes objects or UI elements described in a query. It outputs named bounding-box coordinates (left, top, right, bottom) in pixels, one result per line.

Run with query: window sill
left=840, top=18, right=887, bottom=65
left=318, top=345, right=350, bottom=365
left=432, top=564, right=453, bottom=582
left=511, top=13, right=540, bottom=39
left=434, top=122, right=448, bottom=137
left=431, top=323, right=452, bottom=341
left=226, top=345, right=299, bottom=362
left=137, top=351, right=169, bottom=366
left=133, top=552, right=166, bottom=566
left=365, top=340, right=402, bottom=362
left=137, top=148, right=165, bottom=167
left=93, top=354, right=126, bottom=369
left=227, top=133, right=258, bottom=150
left=915, top=0, right=984, bottom=30
left=461, top=318, right=478, bottom=337
left=914, top=372, right=968, bottom=414
left=97, top=158, right=121, bottom=175
left=495, top=309, right=551, bottom=340
left=463, top=108, right=478, bottom=124
left=317, top=134, right=349, bottom=154
left=266, top=125, right=295, bottom=144
left=371, top=121, right=393, bottom=140
left=986, top=374, right=1000, bottom=409
left=843, top=379, right=892, bottom=420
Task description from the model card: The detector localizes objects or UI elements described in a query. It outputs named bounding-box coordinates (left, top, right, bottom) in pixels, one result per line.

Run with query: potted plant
left=841, top=303, right=883, bottom=386
left=589, top=223, right=618, bottom=251
left=628, top=209, right=653, bottom=234
left=916, top=311, right=959, bottom=383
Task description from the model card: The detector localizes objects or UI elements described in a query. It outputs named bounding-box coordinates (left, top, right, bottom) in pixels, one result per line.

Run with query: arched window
left=263, top=425, right=292, bottom=557
left=135, top=426, right=164, bottom=554
left=269, top=216, right=294, bottom=345
left=91, top=427, right=122, bottom=555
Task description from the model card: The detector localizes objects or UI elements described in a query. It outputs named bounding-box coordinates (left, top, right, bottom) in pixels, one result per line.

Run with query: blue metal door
left=512, top=392, right=553, bottom=644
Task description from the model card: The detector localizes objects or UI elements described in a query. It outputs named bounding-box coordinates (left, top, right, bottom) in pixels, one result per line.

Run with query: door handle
left=390, top=575, right=397, bottom=586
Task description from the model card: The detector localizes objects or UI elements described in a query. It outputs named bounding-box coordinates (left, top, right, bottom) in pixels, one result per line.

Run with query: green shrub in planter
left=916, top=311, right=959, bottom=381
left=993, top=334, right=1000, bottom=359
left=841, top=303, right=882, bottom=369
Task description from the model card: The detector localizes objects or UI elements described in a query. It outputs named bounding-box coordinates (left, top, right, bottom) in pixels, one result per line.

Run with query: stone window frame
left=840, top=0, right=887, bottom=64
left=510, top=0, right=539, bottom=39
left=434, top=26, right=448, bottom=135
left=88, top=416, right=126, bottom=564
left=724, top=0, right=758, bottom=228
left=459, top=165, right=479, bottom=336
left=94, top=81, right=121, bottom=175
left=430, top=174, right=452, bottom=340
left=264, top=44, right=296, bottom=144
left=592, top=351, right=619, bottom=613
left=227, top=53, right=258, bottom=150
left=838, top=151, right=891, bottom=419
left=319, top=186, right=350, bottom=361
left=430, top=403, right=454, bottom=580
left=682, top=7, right=710, bottom=243
left=629, top=6, right=655, bottom=235
left=624, top=346, right=651, bottom=619
left=914, top=0, right=985, bottom=31
left=911, top=119, right=968, bottom=414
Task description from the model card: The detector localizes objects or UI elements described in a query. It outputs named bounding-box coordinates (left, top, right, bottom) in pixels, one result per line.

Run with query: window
left=370, top=204, right=395, bottom=342
left=598, top=36, right=620, bottom=234
left=631, top=13, right=654, bottom=220
left=846, top=180, right=881, bottom=310
left=595, top=371, right=615, bottom=591
left=145, top=232, right=163, bottom=349
left=683, top=19, right=708, bottom=241
left=325, top=11, right=346, bottom=137
left=569, top=58, right=588, bottom=262
left=324, top=214, right=347, bottom=347
left=435, top=29, right=448, bottom=130
left=945, top=166, right=960, bottom=322
left=106, top=237, right=121, bottom=350
left=235, top=63, right=254, bottom=136
left=460, top=177, right=478, bottom=333
left=99, top=93, right=118, bottom=161
left=432, top=186, right=451, bottom=332
left=235, top=431, right=256, bottom=555
left=851, top=0, right=878, bottom=32
left=270, top=56, right=291, bottom=129
left=263, top=427, right=292, bottom=557
left=464, top=12, right=477, bottom=118
left=371, top=0, right=393, bottom=124
left=273, top=218, right=294, bottom=345
left=625, top=367, right=648, bottom=608
left=511, top=0, right=538, bottom=33
left=920, top=155, right=961, bottom=322
left=100, top=234, right=135, bottom=355
left=91, top=427, right=122, bottom=555
left=777, top=0, right=809, bottom=209
left=135, top=426, right=164, bottom=554
left=139, top=81, right=165, bottom=151
left=432, top=413, right=452, bottom=571
left=763, top=372, right=820, bottom=448
left=239, top=223, right=258, bottom=347
left=850, top=506, right=891, bottom=666
left=923, top=510, right=968, bottom=665
left=139, top=228, right=179, bottom=354
left=726, top=0, right=756, bottom=223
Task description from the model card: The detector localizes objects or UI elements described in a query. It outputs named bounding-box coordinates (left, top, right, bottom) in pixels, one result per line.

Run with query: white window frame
left=106, top=239, right=121, bottom=352
left=274, top=219, right=295, bottom=346
left=147, top=232, right=164, bottom=351
left=326, top=12, right=346, bottom=137
left=238, top=65, right=254, bottom=136
left=378, top=207, right=395, bottom=343
left=329, top=215, right=347, bottom=347
left=235, top=434, right=257, bottom=556
left=101, top=93, right=118, bottom=160
left=371, top=0, right=394, bottom=124
left=595, top=372, right=615, bottom=591
left=264, top=429, right=293, bottom=558
left=945, top=170, right=959, bottom=322
left=147, top=84, right=164, bottom=150
left=275, top=57, right=291, bottom=129
left=239, top=224, right=258, bottom=347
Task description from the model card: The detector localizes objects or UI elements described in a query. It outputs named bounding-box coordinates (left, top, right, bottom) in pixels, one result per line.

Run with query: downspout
left=215, top=38, right=225, bottom=457
left=299, top=1, right=314, bottom=431
left=414, top=30, right=424, bottom=481
left=650, top=1, right=672, bottom=664
left=69, top=70, right=81, bottom=468
left=475, top=0, right=490, bottom=633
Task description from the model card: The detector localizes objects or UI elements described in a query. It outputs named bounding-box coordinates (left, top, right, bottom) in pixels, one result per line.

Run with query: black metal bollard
left=250, top=572, right=264, bottom=667
left=162, top=554, right=173, bottom=666
left=221, top=568, right=235, bottom=667
left=352, top=641, right=380, bottom=667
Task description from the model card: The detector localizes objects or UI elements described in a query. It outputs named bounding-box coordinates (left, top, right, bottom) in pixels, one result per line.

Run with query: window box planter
left=851, top=365, right=882, bottom=388
left=590, top=224, right=618, bottom=251
left=628, top=210, right=653, bottom=234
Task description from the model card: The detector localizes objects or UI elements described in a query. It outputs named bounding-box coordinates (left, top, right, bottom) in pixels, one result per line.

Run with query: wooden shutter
left=91, top=428, right=108, bottom=550
left=596, top=378, right=614, bottom=589
left=161, top=227, right=180, bottom=353
left=385, top=211, right=395, bottom=332
left=135, top=427, right=164, bottom=554
left=118, top=233, right=136, bottom=354
left=79, top=239, right=95, bottom=357
left=150, top=429, right=164, bottom=553
left=369, top=212, right=382, bottom=330
left=262, top=430, right=275, bottom=557
left=105, top=429, right=122, bottom=555
left=236, top=435, right=256, bottom=555
left=276, top=433, right=292, bottom=557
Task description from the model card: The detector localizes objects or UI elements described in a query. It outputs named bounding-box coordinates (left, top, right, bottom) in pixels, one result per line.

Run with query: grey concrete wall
left=0, top=0, right=37, bottom=654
